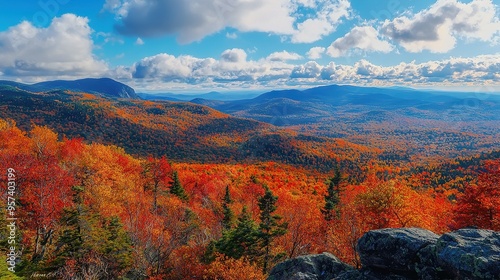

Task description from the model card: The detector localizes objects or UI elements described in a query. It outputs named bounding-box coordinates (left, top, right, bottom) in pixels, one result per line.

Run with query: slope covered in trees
left=0, top=88, right=378, bottom=173
left=1, top=120, right=498, bottom=279
left=191, top=85, right=500, bottom=163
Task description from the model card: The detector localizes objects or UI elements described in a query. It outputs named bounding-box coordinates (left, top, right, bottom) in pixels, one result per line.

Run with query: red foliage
left=453, top=160, right=500, bottom=230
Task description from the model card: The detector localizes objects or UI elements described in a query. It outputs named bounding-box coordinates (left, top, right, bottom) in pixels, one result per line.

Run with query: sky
left=0, top=0, right=499, bottom=93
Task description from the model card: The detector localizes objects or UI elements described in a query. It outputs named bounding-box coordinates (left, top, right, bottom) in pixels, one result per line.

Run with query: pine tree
left=170, top=171, right=188, bottom=201
left=215, top=206, right=260, bottom=261
left=257, top=185, right=288, bottom=274
left=222, top=185, right=234, bottom=231
left=322, top=167, right=342, bottom=221
left=51, top=186, right=132, bottom=279
left=54, top=186, right=87, bottom=266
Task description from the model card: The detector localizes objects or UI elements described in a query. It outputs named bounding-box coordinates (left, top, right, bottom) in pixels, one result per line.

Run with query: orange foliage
left=203, top=254, right=266, bottom=280
left=0, top=118, right=492, bottom=278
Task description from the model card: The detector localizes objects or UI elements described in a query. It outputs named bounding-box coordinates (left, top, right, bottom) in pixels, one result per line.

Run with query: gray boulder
left=268, top=228, right=500, bottom=280
left=435, top=228, right=500, bottom=279
left=357, top=228, right=439, bottom=275
left=267, top=252, right=353, bottom=280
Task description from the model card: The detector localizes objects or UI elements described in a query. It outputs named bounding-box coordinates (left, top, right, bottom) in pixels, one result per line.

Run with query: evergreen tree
left=222, top=185, right=234, bottom=231
left=51, top=186, right=132, bottom=279
left=170, top=171, right=188, bottom=201
left=257, top=185, right=288, bottom=274
left=322, top=167, right=342, bottom=221
left=215, top=206, right=260, bottom=261
left=53, top=186, right=87, bottom=266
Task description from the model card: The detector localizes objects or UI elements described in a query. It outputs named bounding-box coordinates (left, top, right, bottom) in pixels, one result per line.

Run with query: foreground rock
left=267, top=252, right=353, bottom=280
left=435, top=229, right=500, bottom=279
left=267, top=228, right=500, bottom=280
left=357, top=228, right=438, bottom=276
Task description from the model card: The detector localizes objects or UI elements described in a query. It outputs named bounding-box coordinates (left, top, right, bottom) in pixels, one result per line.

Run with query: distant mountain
left=140, top=91, right=262, bottom=101
left=0, top=78, right=138, bottom=99
left=190, top=84, right=500, bottom=160
left=190, top=84, right=500, bottom=125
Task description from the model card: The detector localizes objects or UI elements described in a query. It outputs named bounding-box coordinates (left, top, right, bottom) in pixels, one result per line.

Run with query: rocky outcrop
left=357, top=228, right=439, bottom=275
left=267, top=252, right=353, bottom=280
left=434, top=229, right=500, bottom=279
left=267, top=228, right=500, bottom=280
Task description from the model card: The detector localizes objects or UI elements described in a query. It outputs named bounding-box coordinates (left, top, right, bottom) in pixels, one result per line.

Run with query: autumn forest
left=1, top=81, right=499, bottom=279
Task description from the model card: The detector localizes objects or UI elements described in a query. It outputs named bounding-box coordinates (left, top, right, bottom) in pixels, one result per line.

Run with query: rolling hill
left=190, top=85, right=500, bottom=161
left=0, top=86, right=378, bottom=174
left=0, top=77, right=138, bottom=99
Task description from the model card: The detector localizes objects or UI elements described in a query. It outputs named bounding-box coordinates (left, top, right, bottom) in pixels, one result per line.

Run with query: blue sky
left=0, top=0, right=499, bottom=92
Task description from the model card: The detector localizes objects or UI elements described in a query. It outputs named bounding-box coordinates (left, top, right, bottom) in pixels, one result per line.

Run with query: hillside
left=191, top=85, right=500, bottom=161
left=0, top=87, right=377, bottom=172
left=0, top=78, right=138, bottom=99
left=1, top=118, right=498, bottom=279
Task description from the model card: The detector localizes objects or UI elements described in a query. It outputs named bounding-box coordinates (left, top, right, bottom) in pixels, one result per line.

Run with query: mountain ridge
left=0, top=77, right=138, bottom=99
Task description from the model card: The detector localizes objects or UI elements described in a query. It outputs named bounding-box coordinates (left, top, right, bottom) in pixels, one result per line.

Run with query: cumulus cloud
left=220, top=48, right=247, bottom=63
left=267, top=51, right=303, bottom=61
left=320, top=55, right=500, bottom=86
left=128, top=48, right=294, bottom=86
left=382, top=0, right=500, bottom=53
left=291, top=0, right=351, bottom=43
left=0, top=14, right=106, bottom=78
left=326, top=26, right=393, bottom=57
left=307, top=47, right=326, bottom=59
left=290, top=61, right=322, bottom=78
left=116, top=50, right=499, bottom=90
left=105, top=0, right=350, bottom=44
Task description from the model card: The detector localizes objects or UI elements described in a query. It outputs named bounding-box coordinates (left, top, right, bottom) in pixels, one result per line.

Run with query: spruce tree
left=257, top=185, right=288, bottom=274
left=52, top=186, right=132, bottom=279
left=170, top=171, right=188, bottom=201
left=215, top=206, right=260, bottom=261
left=322, top=167, right=342, bottom=221
left=222, top=185, right=234, bottom=231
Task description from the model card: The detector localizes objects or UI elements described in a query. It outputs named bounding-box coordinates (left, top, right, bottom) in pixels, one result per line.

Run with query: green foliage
left=257, top=185, right=288, bottom=273
left=222, top=185, right=235, bottom=231
left=48, top=186, right=133, bottom=279
left=170, top=171, right=189, bottom=201
left=211, top=186, right=287, bottom=273
left=322, top=167, right=342, bottom=221
left=215, top=207, right=260, bottom=261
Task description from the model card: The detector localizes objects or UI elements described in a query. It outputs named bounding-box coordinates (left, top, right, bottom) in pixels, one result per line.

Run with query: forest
left=1, top=117, right=499, bottom=279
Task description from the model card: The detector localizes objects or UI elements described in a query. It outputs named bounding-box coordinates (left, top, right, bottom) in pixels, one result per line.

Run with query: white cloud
left=326, top=26, right=393, bottom=57
left=267, top=51, right=303, bottom=61
left=127, top=48, right=294, bottom=87
left=106, top=0, right=351, bottom=44
left=291, top=0, right=351, bottom=43
left=307, top=47, right=326, bottom=59
left=290, top=61, right=322, bottom=78
left=116, top=51, right=500, bottom=90
left=220, top=48, right=247, bottom=63
left=135, top=37, right=144, bottom=45
left=0, top=14, right=107, bottom=78
left=382, top=0, right=500, bottom=53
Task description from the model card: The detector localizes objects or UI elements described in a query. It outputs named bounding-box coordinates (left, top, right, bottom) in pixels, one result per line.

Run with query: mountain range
left=1, top=78, right=499, bottom=165
left=190, top=84, right=500, bottom=125
left=0, top=78, right=138, bottom=99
